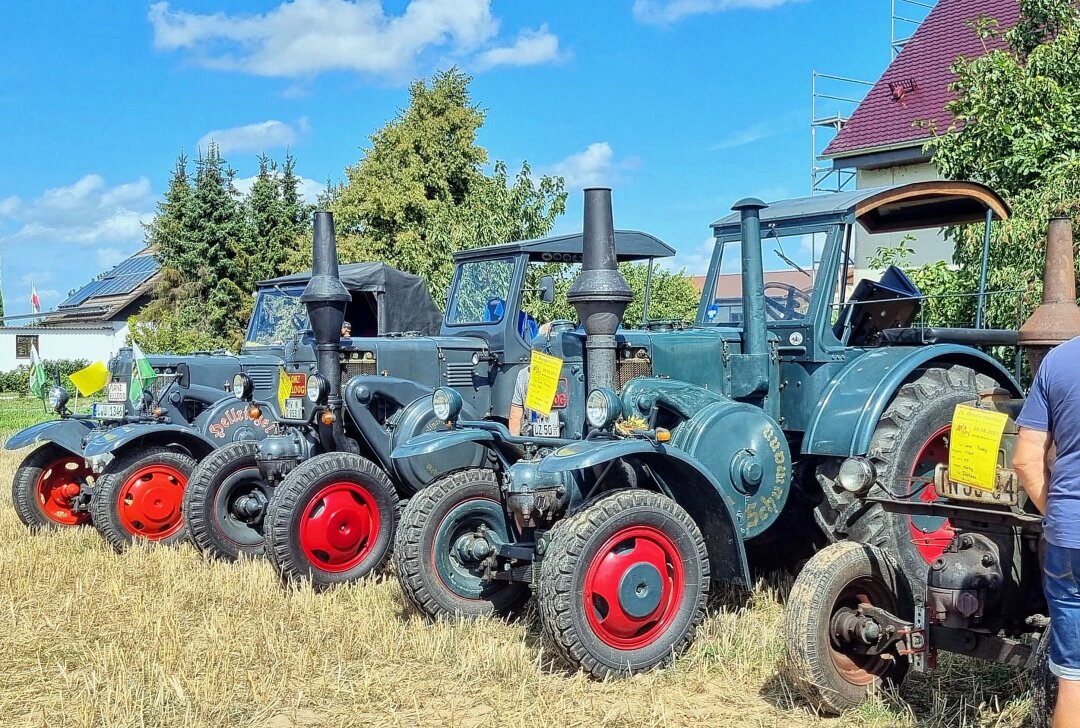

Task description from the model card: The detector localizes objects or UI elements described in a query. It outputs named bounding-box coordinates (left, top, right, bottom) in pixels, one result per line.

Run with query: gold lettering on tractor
left=210, top=407, right=272, bottom=439
left=762, top=425, right=787, bottom=483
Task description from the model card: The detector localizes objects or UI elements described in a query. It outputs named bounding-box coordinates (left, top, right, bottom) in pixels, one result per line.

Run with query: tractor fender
left=802, top=344, right=1022, bottom=458
left=4, top=418, right=96, bottom=454
left=390, top=428, right=496, bottom=460
left=195, top=396, right=276, bottom=444
left=82, top=423, right=219, bottom=462
left=384, top=395, right=487, bottom=494
left=539, top=439, right=751, bottom=587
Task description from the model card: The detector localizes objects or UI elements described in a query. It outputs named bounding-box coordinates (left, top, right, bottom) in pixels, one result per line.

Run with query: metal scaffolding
left=892, top=0, right=937, bottom=58
left=810, top=72, right=873, bottom=194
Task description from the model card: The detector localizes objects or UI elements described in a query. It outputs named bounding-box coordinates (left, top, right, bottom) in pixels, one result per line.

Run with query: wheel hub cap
left=618, top=562, right=664, bottom=618
left=299, top=482, right=380, bottom=572
left=118, top=464, right=187, bottom=539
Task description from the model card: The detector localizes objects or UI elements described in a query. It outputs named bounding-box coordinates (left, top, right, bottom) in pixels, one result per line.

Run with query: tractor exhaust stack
left=567, top=187, right=633, bottom=393
left=1019, top=217, right=1080, bottom=373
left=732, top=197, right=770, bottom=396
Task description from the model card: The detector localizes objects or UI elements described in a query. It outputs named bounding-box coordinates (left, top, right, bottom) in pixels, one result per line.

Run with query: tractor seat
left=880, top=327, right=1019, bottom=347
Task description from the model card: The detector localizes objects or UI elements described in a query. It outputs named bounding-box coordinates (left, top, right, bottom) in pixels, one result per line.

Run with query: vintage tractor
left=6, top=263, right=438, bottom=551
left=390, top=181, right=1022, bottom=677
left=782, top=216, right=1080, bottom=726
left=188, top=210, right=675, bottom=589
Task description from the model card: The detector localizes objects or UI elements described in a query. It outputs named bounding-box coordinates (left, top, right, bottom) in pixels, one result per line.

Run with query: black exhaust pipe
left=302, top=211, right=357, bottom=453
left=567, top=188, right=633, bottom=393
left=731, top=197, right=770, bottom=397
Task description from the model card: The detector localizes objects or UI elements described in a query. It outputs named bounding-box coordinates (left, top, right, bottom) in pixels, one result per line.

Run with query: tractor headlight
left=838, top=456, right=877, bottom=494
left=586, top=388, right=621, bottom=430
left=47, top=385, right=70, bottom=414
left=432, top=387, right=462, bottom=422
left=232, top=373, right=254, bottom=400
left=306, top=374, right=329, bottom=404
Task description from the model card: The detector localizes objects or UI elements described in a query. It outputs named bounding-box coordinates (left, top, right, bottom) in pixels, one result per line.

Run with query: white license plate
left=940, top=475, right=1019, bottom=506
left=93, top=403, right=126, bottom=420
left=284, top=397, right=305, bottom=419
left=107, top=381, right=127, bottom=402
left=530, top=411, right=561, bottom=438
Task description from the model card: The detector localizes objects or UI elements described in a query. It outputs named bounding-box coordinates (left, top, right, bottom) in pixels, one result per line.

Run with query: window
left=446, top=258, right=516, bottom=325
left=15, top=335, right=38, bottom=360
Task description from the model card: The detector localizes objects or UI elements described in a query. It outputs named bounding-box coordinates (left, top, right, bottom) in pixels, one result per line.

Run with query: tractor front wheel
left=12, top=445, right=93, bottom=530
left=784, top=540, right=911, bottom=714
left=91, top=447, right=195, bottom=552
left=394, top=468, right=528, bottom=619
left=183, top=441, right=272, bottom=561
left=537, top=489, right=709, bottom=678
left=264, top=452, right=397, bottom=590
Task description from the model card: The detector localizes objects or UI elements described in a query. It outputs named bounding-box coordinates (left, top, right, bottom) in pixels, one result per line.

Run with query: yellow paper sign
left=525, top=351, right=563, bottom=417
left=277, top=367, right=292, bottom=413
left=69, top=361, right=111, bottom=397
left=948, top=404, right=1010, bottom=492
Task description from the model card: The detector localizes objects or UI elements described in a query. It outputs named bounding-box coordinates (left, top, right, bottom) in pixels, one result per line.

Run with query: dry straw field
left=0, top=399, right=1038, bottom=728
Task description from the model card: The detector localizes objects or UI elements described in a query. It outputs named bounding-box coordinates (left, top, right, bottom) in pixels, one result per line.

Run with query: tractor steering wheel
left=763, top=282, right=811, bottom=321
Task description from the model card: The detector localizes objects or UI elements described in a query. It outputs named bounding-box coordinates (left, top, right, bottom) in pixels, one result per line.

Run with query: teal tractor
left=392, top=181, right=1019, bottom=677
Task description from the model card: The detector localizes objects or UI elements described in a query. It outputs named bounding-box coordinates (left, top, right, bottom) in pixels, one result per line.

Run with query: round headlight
left=586, top=388, right=621, bottom=430
left=432, top=387, right=462, bottom=422
left=307, top=374, right=329, bottom=404
left=47, top=385, right=70, bottom=414
left=838, top=456, right=877, bottom=494
left=232, top=373, right=254, bottom=400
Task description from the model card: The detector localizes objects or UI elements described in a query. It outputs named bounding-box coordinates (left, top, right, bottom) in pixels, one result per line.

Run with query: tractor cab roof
left=711, top=181, right=1010, bottom=236
left=453, top=230, right=676, bottom=263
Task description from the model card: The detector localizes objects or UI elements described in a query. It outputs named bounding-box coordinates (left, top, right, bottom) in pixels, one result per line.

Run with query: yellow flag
left=69, top=361, right=111, bottom=397
left=948, top=404, right=1010, bottom=492
left=277, top=368, right=292, bottom=413
left=525, top=351, right=563, bottom=417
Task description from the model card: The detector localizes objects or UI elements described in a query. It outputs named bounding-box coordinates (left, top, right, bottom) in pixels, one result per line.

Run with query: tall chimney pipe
left=1019, top=217, right=1080, bottom=374
left=567, top=188, right=633, bottom=393
left=732, top=198, right=769, bottom=361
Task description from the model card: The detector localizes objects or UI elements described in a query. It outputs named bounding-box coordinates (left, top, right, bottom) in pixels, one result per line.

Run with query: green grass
left=0, top=396, right=56, bottom=438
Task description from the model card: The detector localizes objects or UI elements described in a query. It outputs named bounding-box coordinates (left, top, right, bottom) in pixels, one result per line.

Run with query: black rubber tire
left=815, top=365, right=998, bottom=586
left=394, top=468, right=528, bottom=619
left=537, top=489, right=709, bottom=678
left=784, top=540, right=912, bottom=714
left=264, top=452, right=397, bottom=591
left=11, top=445, right=93, bottom=530
left=1030, top=628, right=1057, bottom=728
left=183, top=440, right=272, bottom=561
left=91, top=447, right=196, bottom=553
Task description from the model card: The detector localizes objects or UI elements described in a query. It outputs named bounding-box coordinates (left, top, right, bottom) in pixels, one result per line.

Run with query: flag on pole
left=69, top=361, right=111, bottom=397
left=29, top=345, right=47, bottom=399
left=30, top=283, right=40, bottom=314
left=128, top=342, right=156, bottom=404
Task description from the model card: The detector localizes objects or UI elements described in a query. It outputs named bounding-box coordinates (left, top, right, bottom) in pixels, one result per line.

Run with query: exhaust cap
left=1019, top=216, right=1080, bottom=372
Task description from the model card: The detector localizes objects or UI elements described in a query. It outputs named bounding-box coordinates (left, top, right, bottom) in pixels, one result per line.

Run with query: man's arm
left=509, top=404, right=524, bottom=436
left=1014, top=427, right=1052, bottom=514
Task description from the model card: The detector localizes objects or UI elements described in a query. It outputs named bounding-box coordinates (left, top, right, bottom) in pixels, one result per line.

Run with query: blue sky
left=0, top=0, right=900, bottom=317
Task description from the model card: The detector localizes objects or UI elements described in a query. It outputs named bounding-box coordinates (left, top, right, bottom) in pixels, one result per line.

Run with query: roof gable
left=45, top=248, right=159, bottom=324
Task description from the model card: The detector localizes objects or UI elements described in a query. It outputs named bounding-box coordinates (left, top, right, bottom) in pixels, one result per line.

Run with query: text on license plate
left=530, top=411, right=561, bottom=438
left=939, top=474, right=1019, bottom=506
left=94, top=403, right=126, bottom=420
left=283, top=397, right=305, bottom=419
left=107, top=382, right=128, bottom=402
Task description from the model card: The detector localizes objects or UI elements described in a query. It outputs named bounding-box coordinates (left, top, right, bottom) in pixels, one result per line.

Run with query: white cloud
left=198, top=118, right=307, bottom=154
left=233, top=173, right=325, bottom=205
left=0, top=175, right=154, bottom=246
left=710, top=120, right=778, bottom=151
left=148, top=0, right=562, bottom=81
left=633, top=0, right=804, bottom=25
left=548, top=142, right=639, bottom=189
left=96, top=247, right=130, bottom=270
left=473, top=25, right=563, bottom=71
left=665, top=235, right=717, bottom=277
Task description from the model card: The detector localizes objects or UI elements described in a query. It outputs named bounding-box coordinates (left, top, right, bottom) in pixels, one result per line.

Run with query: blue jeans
left=1045, top=542, right=1080, bottom=680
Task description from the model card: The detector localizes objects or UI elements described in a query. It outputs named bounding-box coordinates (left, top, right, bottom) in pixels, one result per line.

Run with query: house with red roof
left=823, top=0, right=1019, bottom=273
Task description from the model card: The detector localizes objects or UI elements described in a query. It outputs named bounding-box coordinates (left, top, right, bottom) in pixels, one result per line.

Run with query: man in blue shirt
left=1015, top=337, right=1080, bottom=728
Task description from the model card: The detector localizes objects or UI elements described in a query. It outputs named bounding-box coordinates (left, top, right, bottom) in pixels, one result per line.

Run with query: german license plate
left=93, top=403, right=126, bottom=420
left=283, top=397, right=304, bottom=420
left=530, top=411, right=561, bottom=438
left=107, top=381, right=127, bottom=402
left=939, top=472, right=1019, bottom=506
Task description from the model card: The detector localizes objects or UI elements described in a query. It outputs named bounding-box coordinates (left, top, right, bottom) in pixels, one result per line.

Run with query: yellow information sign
left=525, top=351, right=564, bottom=417
left=277, top=367, right=292, bottom=413
left=948, top=404, right=1010, bottom=492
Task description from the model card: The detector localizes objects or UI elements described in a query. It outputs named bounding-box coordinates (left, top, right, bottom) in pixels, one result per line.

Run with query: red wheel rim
left=828, top=577, right=901, bottom=685
left=908, top=424, right=954, bottom=564
left=36, top=457, right=92, bottom=526
left=583, top=525, right=685, bottom=650
left=117, top=464, right=187, bottom=540
left=299, top=482, right=381, bottom=573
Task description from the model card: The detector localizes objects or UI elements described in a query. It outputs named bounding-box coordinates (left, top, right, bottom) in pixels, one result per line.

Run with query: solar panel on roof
left=58, top=280, right=106, bottom=308
left=109, top=255, right=157, bottom=278
left=95, top=271, right=154, bottom=297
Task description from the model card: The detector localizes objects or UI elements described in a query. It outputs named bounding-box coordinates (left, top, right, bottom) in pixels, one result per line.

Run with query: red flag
left=30, top=283, right=40, bottom=314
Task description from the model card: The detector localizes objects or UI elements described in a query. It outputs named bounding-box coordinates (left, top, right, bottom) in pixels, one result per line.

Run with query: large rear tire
left=91, top=447, right=195, bottom=552
left=1030, top=628, right=1056, bottom=728
left=11, top=445, right=93, bottom=530
left=394, top=468, right=528, bottom=620
left=815, top=365, right=998, bottom=585
left=537, top=489, right=709, bottom=678
left=264, top=452, right=397, bottom=591
left=183, top=440, right=272, bottom=561
left=784, top=540, right=911, bottom=714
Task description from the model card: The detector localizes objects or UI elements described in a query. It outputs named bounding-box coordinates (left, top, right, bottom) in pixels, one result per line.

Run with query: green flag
left=128, top=341, right=156, bottom=404
left=28, top=345, right=47, bottom=399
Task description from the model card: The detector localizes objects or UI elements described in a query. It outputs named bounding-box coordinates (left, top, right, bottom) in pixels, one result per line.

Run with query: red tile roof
left=824, top=0, right=1020, bottom=159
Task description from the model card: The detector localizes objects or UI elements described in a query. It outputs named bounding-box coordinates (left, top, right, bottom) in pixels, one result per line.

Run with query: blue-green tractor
left=391, top=181, right=1021, bottom=677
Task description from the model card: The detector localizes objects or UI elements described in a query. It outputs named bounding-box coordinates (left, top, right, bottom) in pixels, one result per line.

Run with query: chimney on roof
left=889, top=78, right=918, bottom=101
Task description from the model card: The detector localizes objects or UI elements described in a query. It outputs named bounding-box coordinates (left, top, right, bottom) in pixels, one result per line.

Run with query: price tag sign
left=277, top=368, right=292, bottom=414
left=525, top=351, right=563, bottom=417
left=948, top=404, right=1010, bottom=492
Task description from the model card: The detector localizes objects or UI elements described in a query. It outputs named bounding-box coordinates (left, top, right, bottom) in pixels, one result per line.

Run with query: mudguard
left=82, top=423, right=218, bottom=459
left=389, top=428, right=496, bottom=460
left=539, top=439, right=751, bottom=587
left=4, top=418, right=97, bottom=454
left=802, top=344, right=1022, bottom=458
left=197, top=396, right=275, bottom=444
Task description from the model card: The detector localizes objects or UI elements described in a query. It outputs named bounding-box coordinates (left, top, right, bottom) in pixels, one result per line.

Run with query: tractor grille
left=341, top=359, right=378, bottom=384
left=445, top=362, right=475, bottom=388
left=246, top=366, right=277, bottom=393
left=615, top=356, right=652, bottom=392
